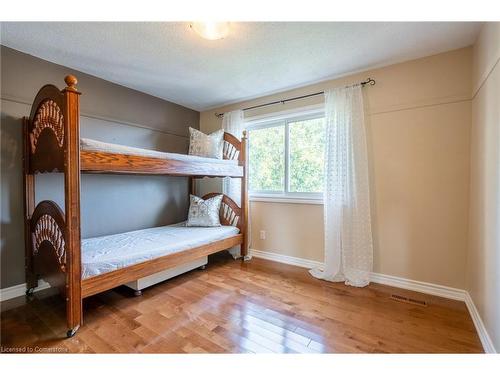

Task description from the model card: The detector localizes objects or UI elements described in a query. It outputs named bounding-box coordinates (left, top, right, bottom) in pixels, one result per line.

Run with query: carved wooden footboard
left=23, top=75, right=82, bottom=337
left=29, top=200, right=67, bottom=294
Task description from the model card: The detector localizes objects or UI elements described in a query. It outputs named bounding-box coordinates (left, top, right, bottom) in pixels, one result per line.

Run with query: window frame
left=245, top=106, right=325, bottom=204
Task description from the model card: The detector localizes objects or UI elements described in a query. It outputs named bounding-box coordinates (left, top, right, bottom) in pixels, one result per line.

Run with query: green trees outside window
left=248, top=115, right=325, bottom=196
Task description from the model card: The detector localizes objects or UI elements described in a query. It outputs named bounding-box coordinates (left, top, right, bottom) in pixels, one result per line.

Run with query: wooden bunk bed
left=23, top=75, right=248, bottom=338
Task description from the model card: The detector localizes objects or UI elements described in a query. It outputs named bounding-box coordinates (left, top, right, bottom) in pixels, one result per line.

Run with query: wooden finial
left=64, top=75, right=78, bottom=91
left=242, top=130, right=247, bottom=138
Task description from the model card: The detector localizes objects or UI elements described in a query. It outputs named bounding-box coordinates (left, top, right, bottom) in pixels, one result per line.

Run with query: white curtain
left=222, top=110, right=246, bottom=259
left=309, top=85, right=373, bottom=287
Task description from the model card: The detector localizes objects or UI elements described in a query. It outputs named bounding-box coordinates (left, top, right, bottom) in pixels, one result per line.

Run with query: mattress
left=80, top=138, right=237, bottom=165
left=82, top=223, right=239, bottom=279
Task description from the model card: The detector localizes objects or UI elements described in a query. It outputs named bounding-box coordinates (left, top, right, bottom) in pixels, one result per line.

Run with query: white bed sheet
left=82, top=223, right=239, bottom=279
left=80, top=138, right=237, bottom=165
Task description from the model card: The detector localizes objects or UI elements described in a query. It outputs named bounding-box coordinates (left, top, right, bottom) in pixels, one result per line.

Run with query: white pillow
left=188, top=127, right=224, bottom=159
left=186, top=194, right=223, bottom=227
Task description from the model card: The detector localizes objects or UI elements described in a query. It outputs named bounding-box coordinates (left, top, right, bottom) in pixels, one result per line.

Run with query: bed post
left=240, top=130, right=250, bottom=260
left=189, top=177, right=196, bottom=195
left=62, top=75, right=82, bottom=337
left=23, top=117, right=37, bottom=294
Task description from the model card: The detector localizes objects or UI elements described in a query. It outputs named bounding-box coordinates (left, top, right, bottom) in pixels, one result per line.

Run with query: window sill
left=249, top=196, right=324, bottom=205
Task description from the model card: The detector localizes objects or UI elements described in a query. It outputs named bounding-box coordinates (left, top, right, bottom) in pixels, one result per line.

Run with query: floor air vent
left=390, top=294, right=428, bottom=307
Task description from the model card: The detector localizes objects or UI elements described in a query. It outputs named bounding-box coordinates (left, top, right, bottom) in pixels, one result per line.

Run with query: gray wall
left=1, top=46, right=200, bottom=289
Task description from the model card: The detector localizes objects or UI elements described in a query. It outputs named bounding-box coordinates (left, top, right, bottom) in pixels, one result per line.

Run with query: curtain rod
left=215, top=78, right=375, bottom=118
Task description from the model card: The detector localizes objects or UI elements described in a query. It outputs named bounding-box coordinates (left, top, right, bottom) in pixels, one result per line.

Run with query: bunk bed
left=23, top=75, right=248, bottom=338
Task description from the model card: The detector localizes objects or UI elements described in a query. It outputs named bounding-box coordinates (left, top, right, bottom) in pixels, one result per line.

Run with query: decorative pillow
left=186, top=194, right=223, bottom=227
left=188, top=127, right=224, bottom=159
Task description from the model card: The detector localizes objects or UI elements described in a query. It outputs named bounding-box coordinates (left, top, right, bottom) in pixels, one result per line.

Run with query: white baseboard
left=369, top=272, right=467, bottom=301
left=464, top=292, right=497, bottom=354
left=249, top=248, right=496, bottom=353
left=249, top=249, right=466, bottom=300
left=0, top=280, right=51, bottom=303
left=249, top=248, right=324, bottom=269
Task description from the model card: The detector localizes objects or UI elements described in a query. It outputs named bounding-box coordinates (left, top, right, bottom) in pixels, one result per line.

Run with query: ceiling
left=1, top=22, right=481, bottom=111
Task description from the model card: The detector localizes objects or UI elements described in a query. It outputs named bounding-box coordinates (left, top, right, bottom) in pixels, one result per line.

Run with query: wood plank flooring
left=0, top=253, right=483, bottom=353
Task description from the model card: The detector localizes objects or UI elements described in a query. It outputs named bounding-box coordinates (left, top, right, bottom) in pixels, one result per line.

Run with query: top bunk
left=24, top=75, right=245, bottom=178
left=79, top=134, right=244, bottom=177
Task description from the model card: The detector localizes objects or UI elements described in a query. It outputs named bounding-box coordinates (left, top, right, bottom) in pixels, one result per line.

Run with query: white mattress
left=81, top=223, right=239, bottom=279
left=80, top=138, right=237, bottom=165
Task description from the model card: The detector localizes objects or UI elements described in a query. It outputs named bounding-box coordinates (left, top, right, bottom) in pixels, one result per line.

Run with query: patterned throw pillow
left=188, top=127, right=224, bottom=159
left=186, top=194, right=223, bottom=227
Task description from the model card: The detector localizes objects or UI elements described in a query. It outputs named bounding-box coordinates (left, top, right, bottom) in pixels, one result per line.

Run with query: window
left=248, top=124, right=285, bottom=192
left=247, top=110, right=325, bottom=202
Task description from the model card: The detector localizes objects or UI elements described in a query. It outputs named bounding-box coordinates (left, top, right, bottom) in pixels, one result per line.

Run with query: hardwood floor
left=1, top=253, right=483, bottom=353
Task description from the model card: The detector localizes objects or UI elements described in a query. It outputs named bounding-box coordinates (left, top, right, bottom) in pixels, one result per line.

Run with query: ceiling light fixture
left=190, top=22, right=230, bottom=40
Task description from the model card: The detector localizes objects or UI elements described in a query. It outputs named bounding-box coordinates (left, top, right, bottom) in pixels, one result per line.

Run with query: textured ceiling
left=1, top=22, right=481, bottom=111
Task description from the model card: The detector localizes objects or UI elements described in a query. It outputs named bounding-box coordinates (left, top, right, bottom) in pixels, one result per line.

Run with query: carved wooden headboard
left=27, top=85, right=66, bottom=173
left=202, top=193, right=242, bottom=231
left=222, top=132, right=243, bottom=165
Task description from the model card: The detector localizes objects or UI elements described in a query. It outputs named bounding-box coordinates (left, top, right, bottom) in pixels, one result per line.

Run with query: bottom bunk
left=82, top=223, right=239, bottom=279
left=81, top=225, right=243, bottom=298
left=26, top=193, right=246, bottom=336
left=81, top=222, right=240, bottom=295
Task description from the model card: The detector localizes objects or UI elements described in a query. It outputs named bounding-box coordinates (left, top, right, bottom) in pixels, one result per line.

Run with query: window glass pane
left=249, top=125, right=285, bottom=192
left=289, top=117, right=325, bottom=193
